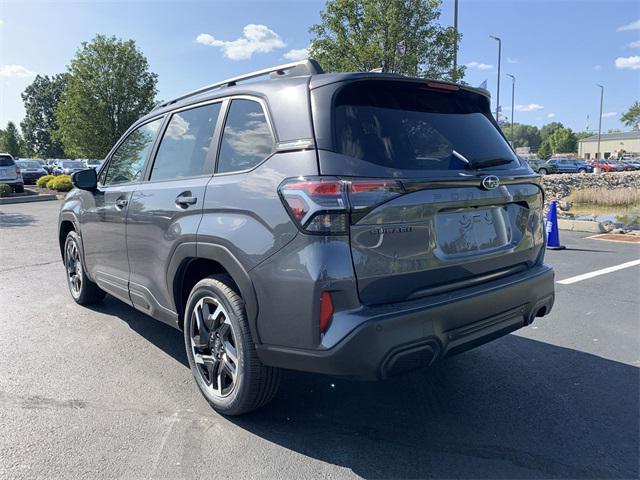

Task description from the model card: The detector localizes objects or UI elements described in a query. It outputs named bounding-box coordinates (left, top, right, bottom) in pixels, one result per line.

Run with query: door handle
left=176, top=195, right=197, bottom=207
left=115, top=198, right=128, bottom=209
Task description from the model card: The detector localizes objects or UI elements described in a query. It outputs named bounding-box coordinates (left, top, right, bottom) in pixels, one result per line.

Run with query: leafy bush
left=0, top=183, right=11, bottom=197
left=36, top=175, right=56, bottom=187
left=47, top=175, right=73, bottom=192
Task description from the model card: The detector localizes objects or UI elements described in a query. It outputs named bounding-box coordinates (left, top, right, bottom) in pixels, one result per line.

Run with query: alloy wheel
left=65, top=239, right=82, bottom=297
left=190, top=296, right=239, bottom=397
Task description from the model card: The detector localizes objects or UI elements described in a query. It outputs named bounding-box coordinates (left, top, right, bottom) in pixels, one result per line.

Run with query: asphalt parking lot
left=1, top=200, right=638, bottom=479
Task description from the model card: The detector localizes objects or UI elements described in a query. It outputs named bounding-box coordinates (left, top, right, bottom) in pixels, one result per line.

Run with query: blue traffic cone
left=546, top=200, right=565, bottom=250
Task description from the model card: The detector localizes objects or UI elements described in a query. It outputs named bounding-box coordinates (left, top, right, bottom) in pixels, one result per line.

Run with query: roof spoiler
left=153, top=58, right=324, bottom=111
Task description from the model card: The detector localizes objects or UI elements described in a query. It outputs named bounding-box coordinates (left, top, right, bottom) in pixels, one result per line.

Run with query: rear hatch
left=0, top=155, right=18, bottom=180
left=310, top=77, right=545, bottom=305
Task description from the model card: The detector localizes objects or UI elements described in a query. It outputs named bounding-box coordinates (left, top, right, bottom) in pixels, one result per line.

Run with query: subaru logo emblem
left=482, top=175, right=500, bottom=190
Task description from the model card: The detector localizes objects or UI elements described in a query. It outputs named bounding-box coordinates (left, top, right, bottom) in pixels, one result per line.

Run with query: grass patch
left=568, top=188, right=640, bottom=207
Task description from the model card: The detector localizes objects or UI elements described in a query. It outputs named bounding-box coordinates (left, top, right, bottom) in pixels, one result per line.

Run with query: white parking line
left=557, top=259, right=640, bottom=285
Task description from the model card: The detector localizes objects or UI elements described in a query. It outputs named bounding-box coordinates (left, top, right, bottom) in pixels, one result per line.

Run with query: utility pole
left=596, top=84, right=604, bottom=160
left=490, top=35, right=502, bottom=121
left=453, top=0, right=459, bottom=79
left=507, top=74, right=515, bottom=141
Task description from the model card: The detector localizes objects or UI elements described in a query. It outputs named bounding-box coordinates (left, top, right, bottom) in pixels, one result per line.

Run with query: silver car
left=0, top=153, right=24, bottom=193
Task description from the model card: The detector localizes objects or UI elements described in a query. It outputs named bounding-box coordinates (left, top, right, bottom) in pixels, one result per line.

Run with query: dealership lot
left=0, top=200, right=638, bottom=479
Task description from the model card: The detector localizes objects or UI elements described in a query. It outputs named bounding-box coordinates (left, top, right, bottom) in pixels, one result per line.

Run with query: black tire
left=64, top=230, right=106, bottom=305
left=184, top=275, right=280, bottom=416
left=538, top=168, right=547, bottom=175
left=14, top=185, right=24, bottom=193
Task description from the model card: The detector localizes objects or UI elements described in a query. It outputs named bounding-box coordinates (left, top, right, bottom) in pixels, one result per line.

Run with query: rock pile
left=541, top=171, right=640, bottom=204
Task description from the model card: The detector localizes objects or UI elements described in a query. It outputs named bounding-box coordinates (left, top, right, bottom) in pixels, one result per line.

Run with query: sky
left=0, top=0, right=639, bottom=134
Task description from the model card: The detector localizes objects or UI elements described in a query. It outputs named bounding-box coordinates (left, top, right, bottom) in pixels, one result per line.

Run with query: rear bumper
left=256, top=264, right=554, bottom=380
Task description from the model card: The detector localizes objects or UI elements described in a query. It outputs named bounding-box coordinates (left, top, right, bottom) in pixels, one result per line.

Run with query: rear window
left=332, top=81, right=518, bottom=171
left=0, top=156, right=15, bottom=167
left=17, top=161, right=41, bottom=169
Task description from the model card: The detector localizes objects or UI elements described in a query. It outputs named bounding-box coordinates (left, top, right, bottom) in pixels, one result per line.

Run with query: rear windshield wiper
left=469, top=157, right=516, bottom=169
left=452, top=151, right=515, bottom=169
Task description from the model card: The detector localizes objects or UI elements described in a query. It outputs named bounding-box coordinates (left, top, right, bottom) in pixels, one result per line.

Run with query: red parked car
left=589, top=160, right=624, bottom=172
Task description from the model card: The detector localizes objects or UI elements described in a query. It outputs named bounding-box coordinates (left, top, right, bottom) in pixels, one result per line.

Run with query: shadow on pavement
left=0, top=211, right=37, bottom=228
left=95, top=296, right=639, bottom=479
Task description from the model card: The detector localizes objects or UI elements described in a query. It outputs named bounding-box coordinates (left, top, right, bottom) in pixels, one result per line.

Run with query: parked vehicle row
left=526, top=157, right=640, bottom=174
left=527, top=158, right=593, bottom=175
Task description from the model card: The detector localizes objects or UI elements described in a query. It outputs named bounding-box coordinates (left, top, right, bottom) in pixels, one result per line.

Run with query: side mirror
left=72, top=168, right=98, bottom=191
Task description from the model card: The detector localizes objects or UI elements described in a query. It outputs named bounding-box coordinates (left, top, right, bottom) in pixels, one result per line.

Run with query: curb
left=557, top=218, right=607, bottom=233
left=0, top=193, right=58, bottom=205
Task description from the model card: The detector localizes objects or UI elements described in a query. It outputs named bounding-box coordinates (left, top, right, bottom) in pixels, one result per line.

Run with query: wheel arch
left=58, top=212, right=80, bottom=259
left=169, top=242, right=260, bottom=344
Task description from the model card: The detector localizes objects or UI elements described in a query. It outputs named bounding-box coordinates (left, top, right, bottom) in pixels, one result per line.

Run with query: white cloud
left=615, top=55, right=640, bottom=70
left=593, top=64, right=602, bottom=71
left=0, top=64, right=36, bottom=78
left=466, top=61, right=493, bottom=70
left=602, top=112, right=618, bottom=118
left=617, top=19, right=640, bottom=31
left=507, top=57, right=518, bottom=64
left=547, top=113, right=556, bottom=118
left=283, top=48, right=309, bottom=61
left=196, top=24, right=285, bottom=60
left=514, top=103, right=544, bottom=112
left=627, top=40, right=640, bottom=49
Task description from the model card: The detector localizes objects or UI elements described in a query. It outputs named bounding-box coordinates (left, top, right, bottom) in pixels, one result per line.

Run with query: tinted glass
left=0, top=156, right=14, bottom=167
left=17, top=161, right=41, bottom=168
left=217, top=99, right=274, bottom=173
left=332, top=81, right=518, bottom=172
left=151, top=103, right=220, bottom=181
left=104, top=118, right=162, bottom=185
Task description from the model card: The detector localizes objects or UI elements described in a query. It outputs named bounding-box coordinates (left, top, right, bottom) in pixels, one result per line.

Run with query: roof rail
left=153, top=58, right=324, bottom=111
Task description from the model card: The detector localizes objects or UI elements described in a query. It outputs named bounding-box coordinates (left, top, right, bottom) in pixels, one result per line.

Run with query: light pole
left=490, top=35, right=502, bottom=121
left=453, top=0, right=459, bottom=79
left=596, top=84, right=604, bottom=160
left=506, top=74, right=515, bottom=141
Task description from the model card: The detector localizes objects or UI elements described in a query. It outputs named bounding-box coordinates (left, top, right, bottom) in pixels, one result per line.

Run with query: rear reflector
left=319, top=291, right=334, bottom=334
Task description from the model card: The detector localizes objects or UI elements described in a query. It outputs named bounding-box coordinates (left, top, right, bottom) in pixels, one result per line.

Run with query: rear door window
left=217, top=99, right=274, bottom=174
left=150, top=103, right=221, bottom=181
left=332, top=81, right=518, bottom=172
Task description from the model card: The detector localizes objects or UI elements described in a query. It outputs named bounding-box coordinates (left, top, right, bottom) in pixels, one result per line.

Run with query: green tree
left=0, top=122, right=23, bottom=157
left=620, top=101, right=640, bottom=130
left=537, top=140, right=552, bottom=160
left=503, top=123, right=541, bottom=150
left=548, top=127, right=578, bottom=154
left=21, top=74, right=68, bottom=158
left=539, top=122, right=564, bottom=143
left=55, top=35, right=158, bottom=158
left=309, top=0, right=464, bottom=81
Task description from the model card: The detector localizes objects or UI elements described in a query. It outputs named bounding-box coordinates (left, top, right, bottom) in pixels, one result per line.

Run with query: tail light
left=278, top=177, right=404, bottom=234
left=15, top=166, right=21, bottom=175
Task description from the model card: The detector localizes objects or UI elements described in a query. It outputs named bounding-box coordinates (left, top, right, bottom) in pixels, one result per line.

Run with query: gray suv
left=58, top=60, right=555, bottom=415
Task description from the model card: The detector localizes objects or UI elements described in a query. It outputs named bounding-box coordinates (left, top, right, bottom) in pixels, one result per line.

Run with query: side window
left=103, top=118, right=163, bottom=186
left=217, top=99, right=274, bottom=174
left=150, top=103, right=221, bottom=181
